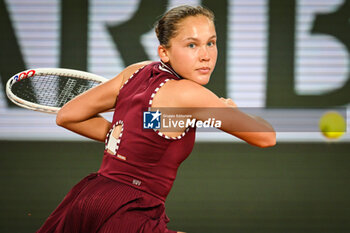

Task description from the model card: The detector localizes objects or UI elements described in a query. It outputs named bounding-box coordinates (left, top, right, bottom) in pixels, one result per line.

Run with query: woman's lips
left=196, top=67, right=210, bottom=74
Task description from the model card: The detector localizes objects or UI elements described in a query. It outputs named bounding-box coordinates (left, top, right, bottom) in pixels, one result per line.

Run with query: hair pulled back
left=155, top=5, right=214, bottom=48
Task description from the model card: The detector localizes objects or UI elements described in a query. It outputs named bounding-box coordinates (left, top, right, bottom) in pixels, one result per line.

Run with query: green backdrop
left=1, top=141, right=349, bottom=233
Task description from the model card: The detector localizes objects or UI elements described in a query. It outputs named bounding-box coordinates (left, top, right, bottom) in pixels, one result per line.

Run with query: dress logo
left=132, top=179, right=141, bottom=186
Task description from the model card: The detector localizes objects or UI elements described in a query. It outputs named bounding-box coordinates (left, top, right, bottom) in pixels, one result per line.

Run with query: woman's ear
left=158, top=45, right=170, bottom=63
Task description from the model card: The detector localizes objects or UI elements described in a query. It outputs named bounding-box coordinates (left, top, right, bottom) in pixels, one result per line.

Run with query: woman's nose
left=199, top=46, right=210, bottom=61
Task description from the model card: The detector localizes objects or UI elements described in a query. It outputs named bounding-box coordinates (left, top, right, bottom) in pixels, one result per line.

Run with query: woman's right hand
left=219, top=97, right=237, bottom=108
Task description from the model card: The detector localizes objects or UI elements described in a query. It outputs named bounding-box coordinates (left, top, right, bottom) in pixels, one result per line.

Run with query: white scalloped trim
left=148, top=79, right=190, bottom=140
left=105, top=120, right=124, bottom=155
left=119, top=65, right=146, bottom=91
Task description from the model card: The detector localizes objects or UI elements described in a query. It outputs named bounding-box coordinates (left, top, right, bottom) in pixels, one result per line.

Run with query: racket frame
left=6, top=68, right=107, bottom=114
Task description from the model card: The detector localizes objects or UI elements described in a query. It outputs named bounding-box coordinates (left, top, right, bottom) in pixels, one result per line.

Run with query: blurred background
left=0, top=0, right=349, bottom=232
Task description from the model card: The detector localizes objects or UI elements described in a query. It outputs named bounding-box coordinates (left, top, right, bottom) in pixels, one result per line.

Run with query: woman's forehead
left=175, top=16, right=216, bottom=39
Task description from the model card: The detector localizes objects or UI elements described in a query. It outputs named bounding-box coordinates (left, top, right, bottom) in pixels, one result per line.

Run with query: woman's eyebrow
left=183, top=35, right=217, bottom=41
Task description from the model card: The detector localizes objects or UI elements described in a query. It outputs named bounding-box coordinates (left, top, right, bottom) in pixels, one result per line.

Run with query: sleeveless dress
left=37, top=62, right=196, bottom=233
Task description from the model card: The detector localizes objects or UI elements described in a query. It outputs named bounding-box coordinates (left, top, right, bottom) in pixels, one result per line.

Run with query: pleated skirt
left=36, top=173, right=176, bottom=233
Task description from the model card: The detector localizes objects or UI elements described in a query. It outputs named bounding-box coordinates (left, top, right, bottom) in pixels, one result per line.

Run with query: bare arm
left=219, top=97, right=275, bottom=134
left=56, top=61, right=152, bottom=142
left=154, top=80, right=276, bottom=147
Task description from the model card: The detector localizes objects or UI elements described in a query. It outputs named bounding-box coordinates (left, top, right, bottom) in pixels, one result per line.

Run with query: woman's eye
left=207, top=41, right=215, bottom=47
left=188, top=43, right=196, bottom=48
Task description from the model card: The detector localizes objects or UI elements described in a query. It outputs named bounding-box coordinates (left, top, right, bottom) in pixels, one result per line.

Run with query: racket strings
left=12, top=74, right=100, bottom=107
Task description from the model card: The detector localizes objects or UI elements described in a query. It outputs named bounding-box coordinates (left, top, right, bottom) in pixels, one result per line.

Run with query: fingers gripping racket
left=6, top=68, right=108, bottom=114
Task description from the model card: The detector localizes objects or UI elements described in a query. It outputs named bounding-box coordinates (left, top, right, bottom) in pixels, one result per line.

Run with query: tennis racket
left=6, top=68, right=108, bottom=114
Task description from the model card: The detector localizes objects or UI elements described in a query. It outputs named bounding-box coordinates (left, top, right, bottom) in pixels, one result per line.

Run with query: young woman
left=37, top=5, right=275, bottom=233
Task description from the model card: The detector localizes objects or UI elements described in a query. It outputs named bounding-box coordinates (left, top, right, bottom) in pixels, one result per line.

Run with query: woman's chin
left=195, top=76, right=210, bottom=85
left=183, top=73, right=211, bottom=85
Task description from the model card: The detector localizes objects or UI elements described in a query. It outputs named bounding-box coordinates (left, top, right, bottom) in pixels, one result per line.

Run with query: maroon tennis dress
left=36, top=62, right=196, bottom=233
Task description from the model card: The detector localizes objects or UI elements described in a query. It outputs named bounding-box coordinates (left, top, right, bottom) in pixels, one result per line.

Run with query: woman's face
left=159, top=15, right=217, bottom=85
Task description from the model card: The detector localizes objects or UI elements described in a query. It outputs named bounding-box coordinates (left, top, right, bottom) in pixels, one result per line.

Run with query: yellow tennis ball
left=319, top=111, right=346, bottom=139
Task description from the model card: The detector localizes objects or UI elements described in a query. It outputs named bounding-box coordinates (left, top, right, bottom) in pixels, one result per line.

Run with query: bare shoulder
left=106, top=61, right=153, bottom=92
left=86, top=61, right=153, bottom=103
left=153, top=78, right=224, bottom=108
left=127, top=60, right=153, bottom=70
left=173, top=79, right=223, bottom=107
left=122, top=60, right=153, bottom=79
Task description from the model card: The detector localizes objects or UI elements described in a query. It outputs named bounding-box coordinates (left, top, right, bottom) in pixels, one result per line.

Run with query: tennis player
left=37, top=5, right=275, bottom=233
